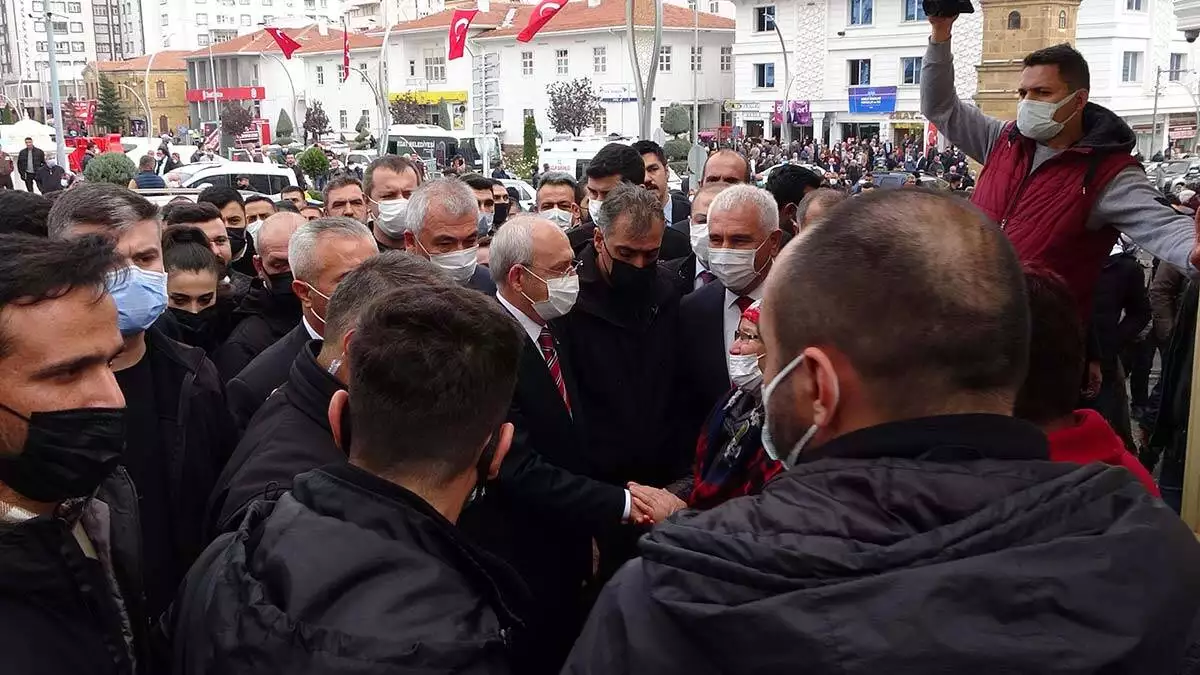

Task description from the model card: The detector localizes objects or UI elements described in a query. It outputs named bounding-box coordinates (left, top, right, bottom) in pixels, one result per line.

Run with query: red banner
left=265, top=27, right=302, bottom=59
left=71, top=100, right=96, bottom=125
left=448, top=9, right=478, bottom=60
left=517, top=0, right=564, bottom=43
left=926, top=122, right=938, bottom=149
left=185, top=86, right=267, bottom=103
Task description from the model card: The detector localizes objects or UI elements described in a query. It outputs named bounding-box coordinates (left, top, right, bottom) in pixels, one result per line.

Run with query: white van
left=539, top=135, right=682, bottom=191
left=171, top=161, right=298, bottom=199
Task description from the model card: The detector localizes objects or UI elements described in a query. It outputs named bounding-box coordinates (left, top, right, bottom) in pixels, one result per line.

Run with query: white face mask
left=760, top=352, right=840, bottom=468
left=521, top=267, right=579, bottom=321
left=374, top=198, right=409, bottom=237
left=478, top=211, right=494, bottom=234
left=689, top=219, right=710, bottom=266
left=1016, top=90, right=1081, bottom=142
left=419, top=241, right=478, bottom=283
left=542, top=207, right=574, bottom=230
left=587, top=198, right=603, bottom=223
left=707, top=239, right=771, bottom=292
left=728, top=352, right=763, bottom=392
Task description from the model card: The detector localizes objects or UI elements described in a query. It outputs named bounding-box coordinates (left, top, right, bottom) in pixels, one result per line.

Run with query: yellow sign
left=391, top=90, right=468, bottom=105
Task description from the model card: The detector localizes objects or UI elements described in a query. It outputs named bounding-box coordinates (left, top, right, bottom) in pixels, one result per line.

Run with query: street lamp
left=116, top=82, right=151, bottom=132
left=258, top=52, right=299, bottom=143
left=1151, top=66, right=1200, bottom=154
left=37, top=11, right=68, bottom=164
left=771, top=16, right=791, bottom=146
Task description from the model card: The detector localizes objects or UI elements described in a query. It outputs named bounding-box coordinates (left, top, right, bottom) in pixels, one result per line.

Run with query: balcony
left=1176, top=0, right=1200, bottom=36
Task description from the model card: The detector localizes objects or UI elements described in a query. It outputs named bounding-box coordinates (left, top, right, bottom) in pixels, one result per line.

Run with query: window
left=1006, top=10, right=1020, bottom=29
left=160, top=13, right=167, bottom=25
left=358, top=62, right=367, bottom=73
left=69, top=21, right=83, bottom=32
left=593, top=46, right=606, bottom=73
left=522, top=50, right=533, bottom=75
left=196, top=12, right=207, bottom=24
left=594, top=107, right=606, bottom=133
left=720, top=45, right=732, bottom=71
left=34, top=20, right=44, bottom=31
left=32, top=0, right=44, bottom=9
left=424, top=49, right=446, bottom=82
left=523, top=108, right=534, bottom=120
left=51, top=2, right=65, bottom=11
left=848, top=0, right=872, bottom=25
left=263, top=14, right=273, bottom=23
left=903, top=0, right=924, bottom=21
left=1058, top=10, right=1067, bottom=28
left=339, top=109, right=347, bottom=129
left=35, top=41, right=46, bottom=52
left=691, top=45, right=702, bottom=71
left=1122, top=51, right=1142, bottom=82
left=849, top=58, right=870, bottom=85
left=1126, top=0, right=1143, bottom=9
left=556, top=49, right=568, bottom=75
left=754, top=62, right=775, bottom=88
left=336, top=64, right=345, bottom=81
left=155, top=80, right=165, bottom=98
left=658, top=45, right=671, bottom=72
left=68, top=0, right=80, bottom=9
left=408, top=59, right=416, bottom=76
left=709, top=0, right=719, bottom=11
left=70, top=41, right=83, bottom=51
left=316, top=64, right=324, bottom=84
left=52, top=20, right=67, bottom=31
left=1171, top=53, right=1187, bottom=81
left=901, top=56, right=921, bottom=84
left=240, top=14, right=250, bottom=25
left=754, top=5, right=775, bottom=32
left=688, top=0, right=696, bottom=9
left=198, top=34, right=210, bottom=46
left=94, top=5, right=107, bottom=15
left=361, top=109, right=370, bottom=126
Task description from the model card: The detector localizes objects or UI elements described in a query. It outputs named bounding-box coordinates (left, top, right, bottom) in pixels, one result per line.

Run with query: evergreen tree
left=276, top=109, right=295, bottom=141
left=95, top=76, right=125, bottom=133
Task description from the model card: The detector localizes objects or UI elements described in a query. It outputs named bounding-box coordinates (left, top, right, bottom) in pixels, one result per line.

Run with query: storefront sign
left=1170, top=126, right=1197, bottom=140
left=724, top=100, right=767, bottom=113
left=185, top=86, right=267, bottom=103
left=598, top=83, right=637, bottom=102
left=848, top=86, right=897, bottom=114
left=393, top=90, right=468, bottom=105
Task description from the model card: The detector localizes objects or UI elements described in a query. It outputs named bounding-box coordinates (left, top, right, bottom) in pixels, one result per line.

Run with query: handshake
left=627, top=482, right=687, bottom=526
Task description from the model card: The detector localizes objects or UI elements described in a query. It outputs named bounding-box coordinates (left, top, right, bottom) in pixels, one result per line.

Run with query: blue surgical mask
left=106, top=265, right=167, bottom=337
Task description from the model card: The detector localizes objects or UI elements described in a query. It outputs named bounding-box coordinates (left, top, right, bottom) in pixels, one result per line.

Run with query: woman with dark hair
left=163, top=225, right=231, bottom=353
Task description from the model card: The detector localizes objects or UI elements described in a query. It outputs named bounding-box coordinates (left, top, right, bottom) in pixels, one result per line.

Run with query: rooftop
left=377, top=0, right=734, bottom=36
left=97, top=50, right=191, bottom=71
left=183, top=26, right=382, bottom=59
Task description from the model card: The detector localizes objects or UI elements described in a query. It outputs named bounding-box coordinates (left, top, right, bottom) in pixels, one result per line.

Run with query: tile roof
left=182, top=25, right=381, bottom=59
left=97, top=50, right=192, bottom=72
left=379, top=0, right=734, bottom=37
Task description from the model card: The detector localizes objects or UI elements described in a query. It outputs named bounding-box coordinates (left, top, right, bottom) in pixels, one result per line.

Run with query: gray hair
left=708, top=184, right=780, bottom=234
left=288, top=216, right=374, bottom=282
left=537, top=171, right=578, bottom=193
left=47, top=182, right=160, bottom=239
left=405, top=177, right=478, bottom=235
left=797, top=188, right=847, bottom=228
left=596, top=182, right=663, bottom=238
left=138, top=154, right=155, bottom=171
left=489, top=214, right=546, bottom=286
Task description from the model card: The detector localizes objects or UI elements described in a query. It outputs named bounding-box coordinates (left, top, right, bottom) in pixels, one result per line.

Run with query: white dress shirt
left=496, top=292, right=632, bottom=521
left=724, top=284, right=766, bottom=354
left=693, top=259, right=712, bottom=292
left=302, top=315, right=322, bottom=341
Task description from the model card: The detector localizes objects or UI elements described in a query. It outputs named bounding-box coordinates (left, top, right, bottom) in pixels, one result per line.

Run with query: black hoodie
left=212, top=278, right=301, bottom=382
left=564, top=415, right=1200, bottom=675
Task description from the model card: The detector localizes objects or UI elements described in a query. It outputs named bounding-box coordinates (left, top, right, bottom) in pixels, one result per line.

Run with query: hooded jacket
left=173, top=464, right=529, bottom=675
left=213, top=279, right=301, bottom=382
left=1047, top=409, right=1159, bottom=497
left=563, top=415, right=1200, bottom=675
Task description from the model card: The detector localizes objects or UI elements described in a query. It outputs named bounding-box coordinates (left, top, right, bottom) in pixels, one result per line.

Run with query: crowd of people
left=4, top=12, right=1200, bottom=675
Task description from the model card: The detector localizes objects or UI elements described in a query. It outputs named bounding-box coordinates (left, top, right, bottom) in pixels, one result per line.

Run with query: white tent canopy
left=0, top=119, right=56, bottom=156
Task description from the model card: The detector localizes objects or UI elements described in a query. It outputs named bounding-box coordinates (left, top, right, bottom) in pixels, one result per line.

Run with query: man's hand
left=1082, top=361, right=1103, bottom=399
left=929, top=14, right=957, bottom=43
left=628, top=483, right=687, bottom=525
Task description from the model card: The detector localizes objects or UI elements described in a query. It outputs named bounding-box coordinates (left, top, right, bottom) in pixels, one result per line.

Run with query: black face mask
left=227, top=227, right=248, bottom=260
left=493, top=202, right=510, bottom=228
left=267, top=270, right=295, bottom=298
left=169, top=304, right=222, bottom=353
left=602, top=240, right=657, bottom=297
left=0, top=402, right=125, bottom=503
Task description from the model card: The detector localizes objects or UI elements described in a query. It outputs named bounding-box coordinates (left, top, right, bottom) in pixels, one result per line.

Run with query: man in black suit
left=664, top=182, right=730, bottom=296
left=225, top=216, right=378, bottom=432
left=679, top=183, right=784, bottom=445
left=403, top=177, right=496, bottom=294
left=632, top=140, right=690, bottom=233
left=16, top=137, right=45, bottom=193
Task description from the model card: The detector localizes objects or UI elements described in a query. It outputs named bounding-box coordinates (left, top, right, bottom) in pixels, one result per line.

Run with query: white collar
left=301, top=315, right=322, bottom=341
left=496, top=291, right=544, bottom=344
left=725, top=282, right=765, bottom=308
left=694, top=258, right=710, bottom=279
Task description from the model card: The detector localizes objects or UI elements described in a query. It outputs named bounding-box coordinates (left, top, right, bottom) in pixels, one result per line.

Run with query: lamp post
left=771, top=17, right=791, bottom=146
left=626, top=0, right=663, bottom=139
left=1151, top=67, right=1200, bottom=155
left=116, top=82, right=151, bottom=133
left=42, top=12, right=67, bottom=164
left=258, top=52, right=298, bottom=142
left=377, top=19, right=398, bottom=153
left=143, top=50, right=160, bottom=142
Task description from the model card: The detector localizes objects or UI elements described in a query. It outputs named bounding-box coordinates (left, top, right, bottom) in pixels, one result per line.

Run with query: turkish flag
left=517, top=0, right=564, bottom=43
left=448, top=9, right=478, bottom=61
left=342, top=28, right=350, bottom=82
left=264, top=27, right=302, bottom=59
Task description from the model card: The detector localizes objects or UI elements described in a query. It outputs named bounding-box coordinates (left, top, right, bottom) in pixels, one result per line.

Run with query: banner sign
left=848, top=86, right=897, bottom=114
left=185, top=86, right=267, bottom=103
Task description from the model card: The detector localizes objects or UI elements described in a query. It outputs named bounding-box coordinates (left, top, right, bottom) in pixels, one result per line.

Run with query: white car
left=170, top=161, right=298, bottom=199
left=499, top=178, right=536, bottom=212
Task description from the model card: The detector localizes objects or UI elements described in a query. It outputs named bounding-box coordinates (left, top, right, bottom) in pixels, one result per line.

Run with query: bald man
left=701, top=149, right=751, bottom=186
left=565, top=189, right=1200, bottom=674
left=214, top=211, right=307, bottom=380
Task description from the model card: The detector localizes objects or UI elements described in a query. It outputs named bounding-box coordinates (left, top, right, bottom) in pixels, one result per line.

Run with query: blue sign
left=848, top=86, right=898, bottom=114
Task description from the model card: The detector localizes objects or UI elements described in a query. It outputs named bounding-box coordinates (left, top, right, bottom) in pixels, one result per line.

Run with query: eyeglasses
left=733, top=330, right=761, bottom=342
left=526, top=259, right=583, bottom=279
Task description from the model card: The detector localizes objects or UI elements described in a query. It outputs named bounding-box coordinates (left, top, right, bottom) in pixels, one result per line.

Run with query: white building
left=6, top=0, right=108, bottom=121
left=154, top=0, right=345, bottom=52
left=345, top=0, right=446, bottom=32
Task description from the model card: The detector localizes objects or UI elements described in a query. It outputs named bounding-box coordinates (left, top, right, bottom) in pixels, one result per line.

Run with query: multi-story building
left=154, top=0, right=344, bottom=52
left=8, top=0, right=104, bottom=122
left=85, top=49, right=190, bottom=135
left=345, top=0, right=447, bottom=32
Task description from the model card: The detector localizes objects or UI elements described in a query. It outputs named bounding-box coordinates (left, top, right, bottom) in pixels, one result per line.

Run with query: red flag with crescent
left=264, top=27, right=302, bottom=59
left=342, top=26, right=350, bottom=81
left=517, top=0, right=564, bottom=43
left=448, top=9, right=478, bottom=60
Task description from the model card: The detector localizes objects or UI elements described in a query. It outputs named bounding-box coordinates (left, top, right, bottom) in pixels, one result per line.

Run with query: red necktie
left=538, top=328, right=571, bottom=414
left=698, top=270, right=717, bottom=286
left=735, top=295, right=753, bottom=314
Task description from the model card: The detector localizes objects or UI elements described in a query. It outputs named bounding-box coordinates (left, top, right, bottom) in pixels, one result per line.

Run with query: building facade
left=87, top=50, right=190, bottom=135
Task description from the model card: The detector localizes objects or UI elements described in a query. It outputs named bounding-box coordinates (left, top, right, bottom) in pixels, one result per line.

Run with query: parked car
left=872, top=172, right=950, bottom=190
left=170, top=161, right=298, bottom=199
left=1154, top=159, right=1197, bottom=193
left=499, top=178, right=536, bottom=211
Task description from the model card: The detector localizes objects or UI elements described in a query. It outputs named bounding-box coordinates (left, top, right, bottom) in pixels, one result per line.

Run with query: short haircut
left=766, top=164, right=822, bottom=207
left=693, top=181, right=732, bottom=204
left=708, top=184, right=780, bottom=234
left=322, top=176, right=364, bottom=205
left=364, top=155, right=420, bottom=197
left=162, top=225, right=223, bottom=277
left=1023, top=42, right=1091, bottom=91
left=346, top=283, right=522, bottom=483
left=0, top=191, right=52, bottom=236
left=596, top=182, right=663, bottom=238
left=0, top=233, right=123, bottom=357
left=586, top=143, right=645, bottom=185
left=138, top=154, right=156, bottom=171
left=287, top=216, right=374, bottom=282
left=275, top=201, right=301, bottom=214
left=162, top=202, right=222, bottom=227
left=768, top=189, right=1029, bottom=416
left=281, top=185, right=305, bottom=198
left=197, top=185, right=245, bottom=210
left=631, top=139, right=666, bottom=167
left=489, top=214, right=544, bottom=286
left=702, top=149, right=752, bottom=183
left=244, top=194, right=276, bottom=210
left=461, top=174, right=495, bottom=193
left=537, top=171, right=581, bottom=202
left=324, top=250, right=451, bottom=344
left=47, top=183, right=158, bottom=239
left=405, top=177, right=478, bottom=235
left=796, top=188, right=847, bottom=225
left=1014, top=266, right=1084, bottom=425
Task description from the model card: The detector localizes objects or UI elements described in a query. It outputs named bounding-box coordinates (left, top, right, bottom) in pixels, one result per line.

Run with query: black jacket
left=663, top=252, right=700, bottom=296
left=16, top=145, right=45, bottom=175
left=563, top=415, right=1200, bottom=675
left=225, top=323, right=311, bottom=433
left=174, top=464, right=529, bottom=674
left=34, top=163, right=66, bottom=193
left=567, top=222, right=693, bottom=262
left=667, top=191, right=692, bottom=234
left=468, top=263, right=498, bottom=295
left=678, top=278, right=733, bottom=440
left=207, top=340, right=342, bottom=535
left=1091, top=251, right=1151, bottom=370
left=213, top=280, right=301, bottom=382
left=0, top=468, right=146, bottom=675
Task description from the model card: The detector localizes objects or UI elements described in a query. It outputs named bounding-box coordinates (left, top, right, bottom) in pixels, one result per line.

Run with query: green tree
left=389, top=93, right=425, bottom=124
left=304, top=101, right=332, bottom=144
left=276, top=109, right=295, bottom=141
left=662, top=104, right=691, bottom=138
left=297, top=146, right=330, bottom=182
left=523, top=114, right=538, bottom=166
left=83, top=152, right=136, bottom=186
left=546, top=77, right=601, bottom=136
left=95, top=76, right=125, bottom=133
left=220, top=102, right=253, bottom=137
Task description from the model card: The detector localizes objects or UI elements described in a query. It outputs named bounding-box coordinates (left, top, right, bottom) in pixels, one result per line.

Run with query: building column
left=811, top=112, right=826, bottom=145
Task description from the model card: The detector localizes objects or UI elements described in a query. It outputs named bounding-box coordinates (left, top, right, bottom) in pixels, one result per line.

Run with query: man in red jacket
left=1015, top=265, right=1159, bottom=496
left=920, top=14, right=1200, bottom=316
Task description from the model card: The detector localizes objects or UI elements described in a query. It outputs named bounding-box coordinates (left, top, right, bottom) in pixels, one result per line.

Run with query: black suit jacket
left=678, top=279, right=733, bottom=444
left=664, top=253, right=699, bottom=297
left=668, top=191, right=692, bottom=235
left=225, top=324, right=311, bottom=434
left=467, top=264, right=497, bottom=295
